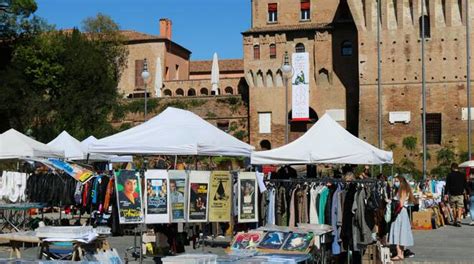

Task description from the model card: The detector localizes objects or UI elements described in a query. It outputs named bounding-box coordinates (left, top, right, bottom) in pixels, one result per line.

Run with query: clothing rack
left=265, top=177, right=381, bottom=184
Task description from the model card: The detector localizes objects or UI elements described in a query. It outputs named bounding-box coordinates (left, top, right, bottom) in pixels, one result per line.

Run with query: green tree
left=0, top=14, right=127, bottom=141
left=0, top=0, right=49, bottom=39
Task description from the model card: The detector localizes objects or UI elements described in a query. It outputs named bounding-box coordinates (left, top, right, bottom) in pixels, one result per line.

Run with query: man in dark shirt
left=445, top=163, right=467, bottom=227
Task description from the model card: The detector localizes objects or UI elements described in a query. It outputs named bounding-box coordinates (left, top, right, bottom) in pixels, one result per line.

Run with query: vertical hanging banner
left=144, top=170, right=170, bottom=223
left=187, top=171, right=210, bottom=222
left=115, top=170, right=143, bottom=224
left=169, top=170, right=188, bottom=222
left=208, top=171, right=232, bottom=222
left=291, top=52, right=310, bottom=120
left=238, top=172, right=259, bottom=223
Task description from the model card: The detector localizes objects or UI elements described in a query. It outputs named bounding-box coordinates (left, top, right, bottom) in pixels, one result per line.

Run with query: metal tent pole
left=421, top=0, right=427, bottom=181
left=377, top=0, right=383, bottom=173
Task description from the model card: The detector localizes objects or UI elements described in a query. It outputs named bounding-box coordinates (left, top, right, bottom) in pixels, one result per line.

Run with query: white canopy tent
left=48, top=131, right=88, bottom=160
left=251, top=114, right=393, bottom=165
left=89, top=107, right=254, bottom=157
left=81, top=136, right=133, bottom=163
left=0, top=129, right=63, bottom=160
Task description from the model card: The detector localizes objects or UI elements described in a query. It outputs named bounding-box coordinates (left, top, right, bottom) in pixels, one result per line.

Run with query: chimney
left=159, top=18, right=172, bottom=40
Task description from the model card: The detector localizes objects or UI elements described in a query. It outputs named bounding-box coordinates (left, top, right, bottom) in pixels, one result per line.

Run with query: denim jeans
left=470, top=195, right=474, bottom=221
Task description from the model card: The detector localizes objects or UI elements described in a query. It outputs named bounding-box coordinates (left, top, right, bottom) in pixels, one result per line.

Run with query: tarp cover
left=0, top=129, right=63, bottom=159
left=81, top=136, right=133, bottom=163
left=48, top=131, right=88, bottom=160
left=251, top=114, right=393, bottom=165
left=89, top=107, right=254, bottom=157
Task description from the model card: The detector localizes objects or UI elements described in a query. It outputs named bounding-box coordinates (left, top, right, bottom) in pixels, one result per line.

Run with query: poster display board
left=168, top=170, right=188, bottom=222
left=238, top=172, right=258, bottom=223
left=115, top=170, right=143, bottom=224
left=187, top=171, right=210, bottom=222
left=208, top=171, right=232, bottom=222
left=144, top=170, right=170, bottom=223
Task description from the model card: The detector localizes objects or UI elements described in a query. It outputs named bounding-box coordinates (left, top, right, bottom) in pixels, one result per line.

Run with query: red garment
left=103, top=178, right=114, bottom=213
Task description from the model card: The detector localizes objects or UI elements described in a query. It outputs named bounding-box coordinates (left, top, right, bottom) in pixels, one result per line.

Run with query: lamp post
left=281, top=51, right=293, bottom=144
left=467, top=0, right=472, bottom=160
left=141, top=58, right=150, bottom=121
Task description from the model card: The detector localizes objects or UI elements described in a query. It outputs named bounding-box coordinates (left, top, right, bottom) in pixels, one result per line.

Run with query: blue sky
left=35, top=0, right=251, bottom=60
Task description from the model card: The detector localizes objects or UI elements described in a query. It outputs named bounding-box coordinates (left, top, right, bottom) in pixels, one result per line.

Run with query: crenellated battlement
left=348, top=0, right=469, bottom=32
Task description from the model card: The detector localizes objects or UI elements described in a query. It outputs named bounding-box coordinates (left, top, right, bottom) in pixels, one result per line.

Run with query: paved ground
left=404, top=218, right=474, bottom=264
left=0, top=220, right=473, bottom=263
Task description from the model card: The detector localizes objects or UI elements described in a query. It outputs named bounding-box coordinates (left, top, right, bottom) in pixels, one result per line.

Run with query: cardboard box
left=412, top=211, right=433, bottom=230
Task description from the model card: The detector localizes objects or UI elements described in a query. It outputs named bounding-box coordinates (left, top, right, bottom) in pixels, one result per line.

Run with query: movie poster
left=169, top=170, right=187, bottom=222
left=187, top=171, right=210, bottom=222
left=144, top=170, right=170, bottom=223
left=115, top=170, right=143, bottom=224
left=208, top=171, right=232, bottom=222
left=238, top=172, right=258, bottom=223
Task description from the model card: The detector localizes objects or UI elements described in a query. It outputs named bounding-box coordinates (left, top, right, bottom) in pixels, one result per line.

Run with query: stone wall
left=350, top=0, right=474, bottom=171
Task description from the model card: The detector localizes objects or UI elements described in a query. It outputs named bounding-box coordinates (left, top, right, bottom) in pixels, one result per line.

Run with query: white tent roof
left=251, top=114, right=393, bottom=165
left=89, top=107, right=254, bottom=157
left=81, top=136, right=133, bottom=163
left=0, top=129, right=64, bottom=160
left=48, top=131, right=87, bottom=160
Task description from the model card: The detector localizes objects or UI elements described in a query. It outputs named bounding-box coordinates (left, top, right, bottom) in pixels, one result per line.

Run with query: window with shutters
left=270, top=44, right=277, bottom=59
left=268, top=3, right=278, bottom=23
left=301, top=0, right=310, bottom=21
left=254, top=45, right=260, bottom=60
left=426, top=113, right=441, bottom=144
left=135, top=60, right=144, bottom=89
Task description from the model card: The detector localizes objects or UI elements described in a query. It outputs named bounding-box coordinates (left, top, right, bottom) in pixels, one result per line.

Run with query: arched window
left=260, top=140, right=272, bottom=150
left=176, top=88, right=184, bottom=96
left=224, top=87, right=233, bottom=95
left=295, top=43, right=305, bottom=53
left=341, top=41, right=353, bottom=56
left=163, top=89, right=172, bottom=97
left=419, top=15, right=430, bottom=38
left=269, top=44, right=277, bottom=59
left=253, top=45, right=260, bottom=60
left=187, top=88, right=196, bottom=96
left=200, top=87, right=209, bottom=95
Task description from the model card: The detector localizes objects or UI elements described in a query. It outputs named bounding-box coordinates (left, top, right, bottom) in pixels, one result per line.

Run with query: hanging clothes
left=318, top=186, right=329, bottom=224
left=309, top=184, right=319, bottom=224
left=276, top=185, right=288, bottom=226
left=266, top=188, right=276, bottom=225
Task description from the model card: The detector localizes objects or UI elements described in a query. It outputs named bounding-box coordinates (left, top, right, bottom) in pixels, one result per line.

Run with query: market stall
left=87, top=107, right=255, bottom=262
left=249, top=114, right=394, bottom=263
left=251, top=114, right=393, bottom=165
left=88, top=107, right=254, bottom=156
